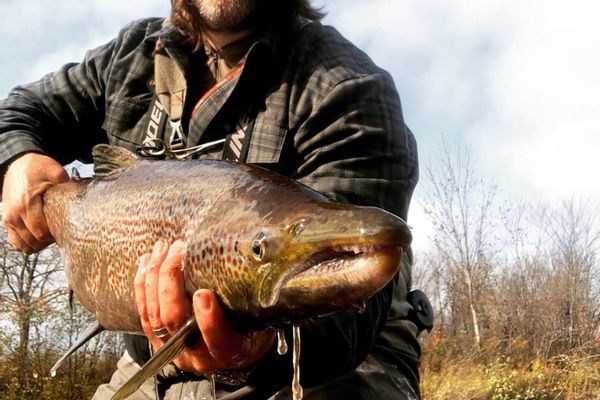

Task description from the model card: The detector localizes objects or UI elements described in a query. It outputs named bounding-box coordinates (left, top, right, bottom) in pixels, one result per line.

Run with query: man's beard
left=191, top=0, right=258, bottom=32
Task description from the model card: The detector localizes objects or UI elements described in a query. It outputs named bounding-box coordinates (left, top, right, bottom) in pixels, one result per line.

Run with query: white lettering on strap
left=143, top=101, right=167, bottom=146
left=229, top=128, right=246, bottom=159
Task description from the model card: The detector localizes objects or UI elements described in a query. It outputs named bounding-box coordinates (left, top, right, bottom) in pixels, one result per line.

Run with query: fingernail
left=153, top=240, right=165, bottom=255
left=169, top=240, right=186, bottom=256
left=172, top=239, right=186, bottom=249
left=194, top=292, right=211, bottom=311
left=138, top=254, right=150, bottom=274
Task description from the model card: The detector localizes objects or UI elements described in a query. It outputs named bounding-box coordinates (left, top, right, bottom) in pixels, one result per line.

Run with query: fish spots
left=166, top=206, right=175, bottom=218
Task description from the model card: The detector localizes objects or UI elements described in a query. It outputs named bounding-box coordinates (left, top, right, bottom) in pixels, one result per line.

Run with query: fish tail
left=111, top=315, right=198, bottom=400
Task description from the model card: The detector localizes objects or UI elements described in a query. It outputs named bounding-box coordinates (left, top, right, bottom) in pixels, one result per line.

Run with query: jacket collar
left=150, top=15, right=305, bottom=77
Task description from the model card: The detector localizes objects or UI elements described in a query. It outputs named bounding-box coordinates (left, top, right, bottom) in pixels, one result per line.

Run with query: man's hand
left=134, top=240, right=276, bottom=374
left=2, top=153, right=69, bottom=254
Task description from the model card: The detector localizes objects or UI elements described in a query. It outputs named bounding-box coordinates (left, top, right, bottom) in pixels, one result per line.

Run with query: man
left=0, top=0, right=421, bottom=398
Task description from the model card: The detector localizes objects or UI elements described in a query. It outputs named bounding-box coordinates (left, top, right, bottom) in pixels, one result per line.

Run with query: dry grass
left=420, top=338, right=600, bottom=400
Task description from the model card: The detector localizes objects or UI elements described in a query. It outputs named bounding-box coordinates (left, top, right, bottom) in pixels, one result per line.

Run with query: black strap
left=140, top=95, right=256, bottom=162
left=221, top=109, right=255, bottom=162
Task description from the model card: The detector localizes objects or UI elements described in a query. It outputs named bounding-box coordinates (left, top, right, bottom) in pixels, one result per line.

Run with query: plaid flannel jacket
left=0, top=17, right=420, bottom=393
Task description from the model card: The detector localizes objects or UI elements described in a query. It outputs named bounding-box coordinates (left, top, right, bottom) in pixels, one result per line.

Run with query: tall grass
left=421, top=336, right=600, bottom=400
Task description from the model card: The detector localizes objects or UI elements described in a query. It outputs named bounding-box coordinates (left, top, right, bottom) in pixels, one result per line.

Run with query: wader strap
left=140, top=50, right=187, bottom=157
left=154, top=51, right=187, bottom=150
left=154, top=51, right=186, bottom=122
left=222, top=109, right=255, bottom=162
left=140, top=46, right=255, bottom=162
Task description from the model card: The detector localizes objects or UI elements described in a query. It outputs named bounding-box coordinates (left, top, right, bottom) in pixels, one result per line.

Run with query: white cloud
left=321, top=0, right=508, bottom=127
left=407, top=202, right=434, bottom=253
left=1, top=0, right=169, bottom=95
left=0, top=0, right=168, bottom=34
left=320, top=0, right=600, bottom=203
left=467, top=1, right=600, bottom=199
left=2, top=0, right=599, bottom=230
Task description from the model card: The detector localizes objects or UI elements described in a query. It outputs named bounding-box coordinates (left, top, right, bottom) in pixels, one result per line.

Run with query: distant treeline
left=414, top=143, right=600, bottom=399
left=0, top=237, right=124, bottom=399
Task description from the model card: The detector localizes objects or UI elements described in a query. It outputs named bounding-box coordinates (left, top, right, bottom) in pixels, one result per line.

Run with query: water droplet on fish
left=292, top=324, right=303, bottom=400
left=277, top=329, right=288, bottom=355
left=209, top=375, right=216, bottom=400
left=199, top=375, right=216, bottom=400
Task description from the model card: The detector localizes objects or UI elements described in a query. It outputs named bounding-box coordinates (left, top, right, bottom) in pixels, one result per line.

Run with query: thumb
left=193, top=289, right=276, bottom=368
left=193, top=289, right=246, bottom=362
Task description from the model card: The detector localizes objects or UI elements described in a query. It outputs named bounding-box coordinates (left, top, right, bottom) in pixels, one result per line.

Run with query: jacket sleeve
left=0, top=19, right=160, bottom=177
left=252, top=71, right=418, bottom=387
left=0, top=24, right=133, bottom=178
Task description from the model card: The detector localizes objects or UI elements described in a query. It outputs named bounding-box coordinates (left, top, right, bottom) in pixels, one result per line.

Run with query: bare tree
left=0, top=224, right=65, bottom=399
left=413, top=250, right=448, bottom=333
left=421, top=141, right=498, bottom=348
left=0, top=234, right=64, bottom=361
left=495, top=199, right=600, bottom=357
left=0, top=222, right=123, bottom=399
left=536, top=200, right=600, bottom=350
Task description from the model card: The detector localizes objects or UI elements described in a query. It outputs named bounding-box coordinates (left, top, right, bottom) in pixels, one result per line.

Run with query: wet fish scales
left=43, top=144, right=412, bottom=398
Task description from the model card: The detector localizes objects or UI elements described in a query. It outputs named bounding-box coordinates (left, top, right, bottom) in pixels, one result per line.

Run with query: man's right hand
left=2, top=153, right=69, bottom=254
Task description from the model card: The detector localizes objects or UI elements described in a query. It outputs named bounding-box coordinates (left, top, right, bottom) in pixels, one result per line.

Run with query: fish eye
left=251, top=232, right=267, bottom=261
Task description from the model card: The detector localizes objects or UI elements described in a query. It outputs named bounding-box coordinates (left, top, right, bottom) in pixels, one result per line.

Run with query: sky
left=1, top=0, right=600, bottom=251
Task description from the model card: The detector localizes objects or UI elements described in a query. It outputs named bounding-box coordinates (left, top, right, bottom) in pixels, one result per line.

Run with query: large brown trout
left=43, top=145, right=411, bottom=399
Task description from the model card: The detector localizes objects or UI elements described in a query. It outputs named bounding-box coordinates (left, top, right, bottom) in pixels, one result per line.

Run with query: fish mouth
left=261, top=243, right=402, bottom=318
left=293, top=244, right=386, bottom=277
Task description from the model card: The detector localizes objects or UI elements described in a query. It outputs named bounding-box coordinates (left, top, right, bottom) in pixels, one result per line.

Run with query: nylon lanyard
left=140, top=63, right=254, bottom=161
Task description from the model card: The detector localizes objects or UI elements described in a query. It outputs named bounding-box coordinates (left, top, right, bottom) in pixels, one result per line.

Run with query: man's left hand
left=134, top=239, right=276, bottom=374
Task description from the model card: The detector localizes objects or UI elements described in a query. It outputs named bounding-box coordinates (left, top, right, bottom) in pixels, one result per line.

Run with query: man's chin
left=195, top=0, right=258, bottom=32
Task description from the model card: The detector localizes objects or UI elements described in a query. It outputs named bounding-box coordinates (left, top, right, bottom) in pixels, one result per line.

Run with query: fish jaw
left=263, top=244, right=403, bottom=321
left=254, top=205, right=411, bottom=322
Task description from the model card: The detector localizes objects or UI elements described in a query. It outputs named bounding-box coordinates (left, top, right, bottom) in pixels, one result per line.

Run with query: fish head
left=220, top=201, right=412, bottom=324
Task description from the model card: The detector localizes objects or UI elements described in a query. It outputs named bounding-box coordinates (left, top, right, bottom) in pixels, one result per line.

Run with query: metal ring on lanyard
left=138, top=138, right=226, bottom=160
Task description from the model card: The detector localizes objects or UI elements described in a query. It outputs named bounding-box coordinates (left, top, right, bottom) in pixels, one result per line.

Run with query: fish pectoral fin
left=50, top=320, right=104, bottom=377
left=111, top=315, right=199, bottom=400
left=92, top=144, right=141, bottom=179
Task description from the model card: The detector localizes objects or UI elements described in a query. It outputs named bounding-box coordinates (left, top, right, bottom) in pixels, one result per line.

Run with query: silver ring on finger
left=152, top=326, right=170, bottom=338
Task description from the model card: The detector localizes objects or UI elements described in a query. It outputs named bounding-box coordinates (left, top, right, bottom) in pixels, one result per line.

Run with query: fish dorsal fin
left=92, top=144, right=141, bottom=179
